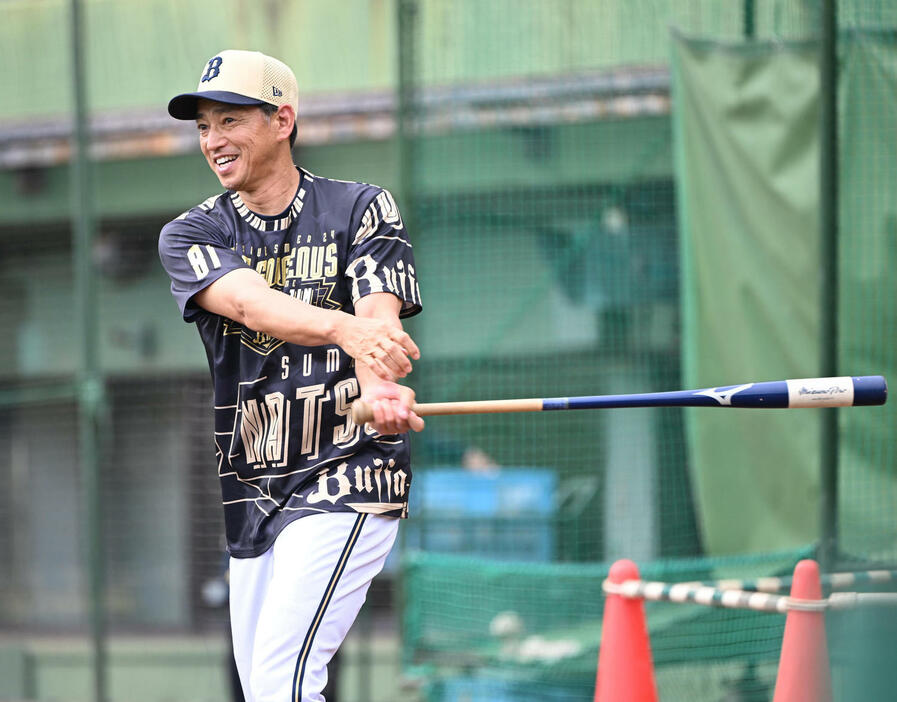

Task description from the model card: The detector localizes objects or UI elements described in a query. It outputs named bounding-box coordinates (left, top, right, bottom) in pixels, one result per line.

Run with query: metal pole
left=396, top=0, right=417, bottom=234
left=69, top=0, right=107, bottom=700
left=743, top=0, right=756, bottom=39
left=392, top=5, right=417, bottom=698
left=819, top=0, right=839, bottom=572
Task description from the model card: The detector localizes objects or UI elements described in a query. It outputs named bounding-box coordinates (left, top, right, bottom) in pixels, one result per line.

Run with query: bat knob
left=351, top=400, right=374, bottom=425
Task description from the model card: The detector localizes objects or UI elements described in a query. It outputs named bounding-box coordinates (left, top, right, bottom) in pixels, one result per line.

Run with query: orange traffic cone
left=772, top=559, right=833, bottom=702
left=594, top=559, right=658, bottom=702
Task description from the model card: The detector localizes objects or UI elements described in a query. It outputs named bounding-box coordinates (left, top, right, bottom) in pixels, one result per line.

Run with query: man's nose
left=205, top=125, right=227, bottom=150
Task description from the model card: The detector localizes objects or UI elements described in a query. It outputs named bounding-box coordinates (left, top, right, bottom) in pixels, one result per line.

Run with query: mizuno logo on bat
left=694, top=383, right=754, bottom=406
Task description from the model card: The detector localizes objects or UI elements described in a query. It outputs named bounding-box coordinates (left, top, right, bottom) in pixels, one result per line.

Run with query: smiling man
left=158, top=50, right=424, bottom=701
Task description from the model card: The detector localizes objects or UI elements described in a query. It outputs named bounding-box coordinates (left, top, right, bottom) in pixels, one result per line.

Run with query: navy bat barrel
left=541, top=375, right=887, bottom=411
left=852, top=375, right=889, bottom=406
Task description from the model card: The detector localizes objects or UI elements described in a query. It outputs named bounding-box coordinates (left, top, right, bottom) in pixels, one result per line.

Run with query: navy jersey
left=159, top=168, right=421, bottom=557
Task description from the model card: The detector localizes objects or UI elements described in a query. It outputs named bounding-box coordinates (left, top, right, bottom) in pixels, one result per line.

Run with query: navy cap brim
left=167, top=90, right=271, bottom=120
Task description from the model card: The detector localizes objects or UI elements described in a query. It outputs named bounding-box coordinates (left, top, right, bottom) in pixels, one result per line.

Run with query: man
left=158, top=49, right=423, bottom=701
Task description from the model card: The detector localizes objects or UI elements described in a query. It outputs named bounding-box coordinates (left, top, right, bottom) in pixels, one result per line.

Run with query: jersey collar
left=229, top=168, right=313, bottom=232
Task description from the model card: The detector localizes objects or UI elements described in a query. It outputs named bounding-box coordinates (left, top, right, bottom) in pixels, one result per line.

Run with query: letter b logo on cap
left=201, top=56, right=223, bottom=83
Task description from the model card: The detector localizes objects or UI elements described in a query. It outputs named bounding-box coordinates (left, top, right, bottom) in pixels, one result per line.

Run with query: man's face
left=195, top=99, right=279, bottom=192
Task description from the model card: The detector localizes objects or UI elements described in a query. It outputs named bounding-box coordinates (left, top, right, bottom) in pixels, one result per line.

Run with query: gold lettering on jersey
left=372, top=458, right=395, bottom=501
left=240, top=400, right=266, bottom=465
left=307, top=458, right=407, bottom=506
left=373, top=460, right=385, bottom=501
left=256, top=255, right=290, bottom=286
left=381, top=260, right=420, bottom=306
left=264, top=393, right=288, bottom=465
left=393, top=467, right=408, bottom=497
left=376, top=191, right=402, bottom=227
left=287, top=280, right=339, bottom=310
left=239, top=392, right=290, bottom=469
left=296, top=384, right=330, bottom=460
left=348, top=458, right=406, bottom=499
left=284, top=242, right=338, bottom=281
left=237, top=380, right=372, bottom=472
left=353, top=465, right=374, bottom=493
left=307, top=462, right=352, bottom=505
left=280, top=240, right=340, bottom=309
left=326, top=348, right=340, bottom=373
left=333, top=378, right=360, bottom=449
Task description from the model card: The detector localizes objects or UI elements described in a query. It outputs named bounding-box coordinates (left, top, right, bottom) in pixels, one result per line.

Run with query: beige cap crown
left=168, top=49, right=298, bottom=120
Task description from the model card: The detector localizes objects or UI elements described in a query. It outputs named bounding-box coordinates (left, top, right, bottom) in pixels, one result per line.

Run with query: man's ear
left=275, top=105, right=296, bottom=143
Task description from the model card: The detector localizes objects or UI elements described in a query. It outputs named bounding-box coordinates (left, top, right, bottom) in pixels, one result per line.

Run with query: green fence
left=0, top=1, right=895, bottom=701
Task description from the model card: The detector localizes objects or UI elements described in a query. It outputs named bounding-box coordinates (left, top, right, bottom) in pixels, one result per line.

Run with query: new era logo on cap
left=168, top=49, right=299, bottom=120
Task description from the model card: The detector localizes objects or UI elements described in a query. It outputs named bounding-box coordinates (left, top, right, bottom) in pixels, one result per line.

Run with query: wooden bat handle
left=350, top=398, right=543, bottom=425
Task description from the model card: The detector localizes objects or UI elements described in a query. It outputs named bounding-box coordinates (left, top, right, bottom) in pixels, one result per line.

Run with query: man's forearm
left=195, top=269, right=416, bottom=379
left=240, top=284, right=349, bottom=348
left=195, top=268, right=353, bottom=348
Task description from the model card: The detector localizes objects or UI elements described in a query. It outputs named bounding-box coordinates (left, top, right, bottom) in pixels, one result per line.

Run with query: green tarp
left=673, top=31, right=897, bottom=558
left=673, top=35, right=822, bottom=554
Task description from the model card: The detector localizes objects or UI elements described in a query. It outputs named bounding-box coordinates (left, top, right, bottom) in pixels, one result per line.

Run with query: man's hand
left=351, top=292, right=422, bottom=432
left=361, top=381, right=425, bottom=435
left=335, top=315, right=420, bottom=382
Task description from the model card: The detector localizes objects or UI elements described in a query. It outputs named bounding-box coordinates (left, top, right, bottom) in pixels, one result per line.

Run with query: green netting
left=396, top=1, right=897, bottom=700
left=837, top=29, right=897, bottom=563
left=401, top=0, right=714, bottom=573
left=402, top=551, right=897, bottom=701
left=401, top=549, right=811, bottom=701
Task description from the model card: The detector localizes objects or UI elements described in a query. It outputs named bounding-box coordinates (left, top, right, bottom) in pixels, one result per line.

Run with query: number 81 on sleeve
left=187, top=244, right=223, bottom=280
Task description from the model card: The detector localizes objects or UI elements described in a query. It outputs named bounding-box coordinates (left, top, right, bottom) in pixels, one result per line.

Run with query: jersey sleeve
left=158, top=212, right=250, bottom=322
left=345, top=188, right=422, bottom=318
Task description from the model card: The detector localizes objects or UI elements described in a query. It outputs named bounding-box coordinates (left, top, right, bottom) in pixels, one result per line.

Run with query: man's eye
left=197, top=124, right=208, bottom=132
left=223, top=117, right=236, bottom=124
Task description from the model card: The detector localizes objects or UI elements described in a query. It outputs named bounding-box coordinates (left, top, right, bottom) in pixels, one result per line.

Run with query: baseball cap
left=168, top=49, right=299, bottom=120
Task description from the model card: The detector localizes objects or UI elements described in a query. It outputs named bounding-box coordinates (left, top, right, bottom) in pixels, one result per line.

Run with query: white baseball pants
left=229, top=513, right=399, bottom=702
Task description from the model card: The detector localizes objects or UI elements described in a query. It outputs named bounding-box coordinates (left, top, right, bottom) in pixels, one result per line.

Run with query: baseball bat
left=350, top=375, right=887, bottom=425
